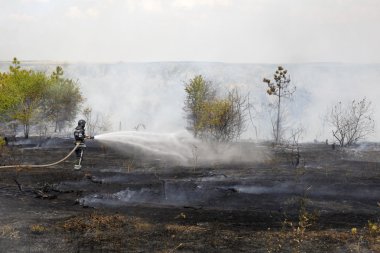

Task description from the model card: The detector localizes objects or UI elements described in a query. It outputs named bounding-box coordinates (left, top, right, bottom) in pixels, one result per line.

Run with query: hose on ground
left=0, top=143, right=80, bottom=169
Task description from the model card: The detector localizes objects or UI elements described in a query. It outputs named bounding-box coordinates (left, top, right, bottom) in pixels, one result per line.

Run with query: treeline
left=184, top=67, right=374, bottom=146
left=0, top=58, right=83, bottom=138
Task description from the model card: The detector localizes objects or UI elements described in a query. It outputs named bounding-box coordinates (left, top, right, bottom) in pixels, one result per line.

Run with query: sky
left=1, top=0, right=380, bottom=63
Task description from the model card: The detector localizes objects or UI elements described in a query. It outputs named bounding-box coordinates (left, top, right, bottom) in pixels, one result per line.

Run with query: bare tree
left=134, top=123, right=146, bottom=131
left=287, top=127, right=304, bottom=168
left=263, top=66, right=296, bottom=144
left=82, top=107, right=112, bottom=136
left=266, top=102, right=288, bottom=142
left=327, top=98, right=374, bottom=147
left=247, top=93, right=258, bottom=140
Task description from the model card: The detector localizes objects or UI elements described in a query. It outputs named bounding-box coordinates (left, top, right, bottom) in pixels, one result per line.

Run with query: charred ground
left=0, top=138, right=379, bottom=252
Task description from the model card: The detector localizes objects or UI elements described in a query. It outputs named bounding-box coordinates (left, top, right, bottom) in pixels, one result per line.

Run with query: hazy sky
left=1, top=0, right=379, bottom=63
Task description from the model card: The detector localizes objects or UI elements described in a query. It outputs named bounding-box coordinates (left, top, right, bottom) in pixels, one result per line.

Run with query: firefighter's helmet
left=78, top=119, right=86, bottom=127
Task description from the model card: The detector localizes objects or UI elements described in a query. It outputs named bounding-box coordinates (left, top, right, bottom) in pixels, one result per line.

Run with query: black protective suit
left=74, top=120, right=87, bottom=170
left=74, top=125, right=86, bottom=159
left=73, top=120, right=93, bottom=169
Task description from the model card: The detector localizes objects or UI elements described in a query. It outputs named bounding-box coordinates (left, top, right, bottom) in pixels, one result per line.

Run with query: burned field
left=0, top=139, right=379, bottom=252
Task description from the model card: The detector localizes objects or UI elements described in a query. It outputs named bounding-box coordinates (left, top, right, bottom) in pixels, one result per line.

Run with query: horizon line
left=1, top=60, right=380, bottom=65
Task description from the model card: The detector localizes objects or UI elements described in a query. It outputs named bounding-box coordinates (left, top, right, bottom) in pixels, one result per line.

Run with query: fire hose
left=0, top=143, right=80, bottom=169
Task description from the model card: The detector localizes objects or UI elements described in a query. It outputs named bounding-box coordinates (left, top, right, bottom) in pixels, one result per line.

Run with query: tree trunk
left=276, top=88, right=281, bottom=144
left=24, top=123, right=29, bottom=139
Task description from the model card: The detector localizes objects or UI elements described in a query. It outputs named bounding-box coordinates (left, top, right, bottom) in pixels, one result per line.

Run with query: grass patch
left=0, top=224, right=20, bottom=239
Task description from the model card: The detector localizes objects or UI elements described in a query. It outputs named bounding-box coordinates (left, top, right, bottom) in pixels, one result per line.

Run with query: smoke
left=2, top=62, right=379, bottom=142
left=95, top=130, right=269, bottom=166
left=60, top=62, right=380, bottom=142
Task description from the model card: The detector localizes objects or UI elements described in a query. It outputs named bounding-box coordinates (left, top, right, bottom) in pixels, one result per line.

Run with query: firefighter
left=73, top=119, right=93, bottom=170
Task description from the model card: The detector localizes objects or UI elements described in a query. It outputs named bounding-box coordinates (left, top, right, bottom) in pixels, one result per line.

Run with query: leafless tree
left=247, top=93, right=258, bottom=140
left=287, top=127, right=304, bottom=168
left=327, top=98, right=374, bottom=147
left=263, top=66, right=296, bottom=144
left=266, top=102, right=288, bottom=143
left=134, top=123, right=146, bottom=131
left=82, top=107, right=112, bottom=136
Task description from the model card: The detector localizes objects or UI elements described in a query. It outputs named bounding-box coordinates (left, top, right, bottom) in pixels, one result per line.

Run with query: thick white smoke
left=63, top=62, right=380, bottom=142
left=2, top=62, right=379, bottom=142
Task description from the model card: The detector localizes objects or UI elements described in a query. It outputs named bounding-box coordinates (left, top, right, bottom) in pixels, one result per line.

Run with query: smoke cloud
left=1, top=62, right=379, bottom=143
left=61, top=62, right=380, bottom=143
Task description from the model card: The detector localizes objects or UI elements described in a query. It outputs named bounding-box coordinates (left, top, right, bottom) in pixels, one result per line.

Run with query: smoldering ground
left=0, top=137, right=379, bottom=252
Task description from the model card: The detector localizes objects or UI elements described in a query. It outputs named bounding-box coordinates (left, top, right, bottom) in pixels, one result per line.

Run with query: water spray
left=94, top=131, right=197, bottom=163
left=0, top=130, right=268, bottom=170
left=94, top=130, right=269, bottom=166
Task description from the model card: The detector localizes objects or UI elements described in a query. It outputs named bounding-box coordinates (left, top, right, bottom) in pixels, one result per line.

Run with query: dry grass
left=264, top=227, right=380, bottom=253
left=165, top=224, right=208, bottom=234
left=62, top=213, right=127, bottom=233
left=62, top=213, right=155, bottom=232
left=60, top=213, right=129, bottom=251
left=123, top=159, right=135, bottom=172
left=59, top=212, right=157, bottom=251
left=30, top=224, right=47, bottom=234
left=264, top=229, right=351, bottom=253
left=348, top=221, right=380, bottom=252
left=129, top=216, right=154, bottom=232
left=0, top=224, right=20, bottom=239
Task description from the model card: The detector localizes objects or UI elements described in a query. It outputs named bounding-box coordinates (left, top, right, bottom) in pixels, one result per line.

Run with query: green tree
left=6, top=58, right=50, bottom=138
left=0, top=72, right=15, bottom=119
left=184, top=75, right=215, bottom=138
left=263, top=66, right=296, bottom=144
left=1, top=58, right=85, bottom=138
left=0, top=59, right=21, bottom=121
left=184, top=75, right=247, bottom=142
left=41, top=66, right=83, bottom=132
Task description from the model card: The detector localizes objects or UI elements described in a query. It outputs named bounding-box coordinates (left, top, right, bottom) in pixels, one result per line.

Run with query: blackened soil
left=0, top=139, right=379, bottom=252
